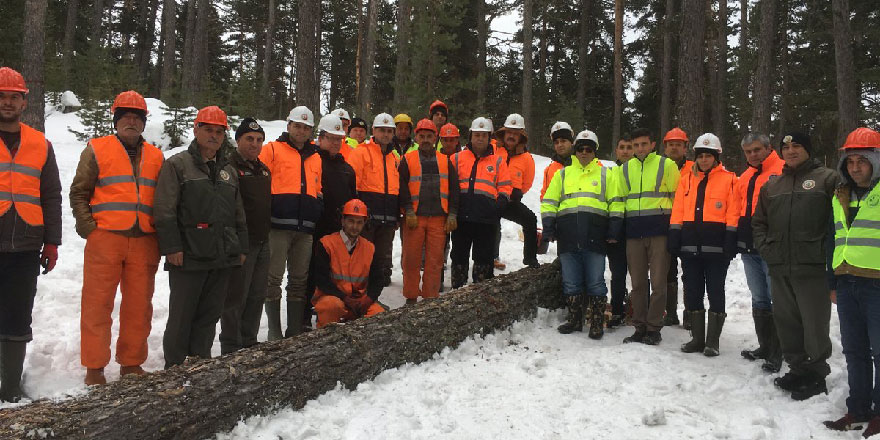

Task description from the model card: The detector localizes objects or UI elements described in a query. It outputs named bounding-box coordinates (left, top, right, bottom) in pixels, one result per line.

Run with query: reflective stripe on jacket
left=833, top=183, right=880, bottom=275
left=668, top=163, right=740, bottom=256
left=258, top=135, right=323, bottom=232
left=619, top=151, right=680, bottom=238
left=540, top=155, right=570, bottom=200
left=453, top=145, right=512, bottom=224
left=0, top=123, right=47, bottom=226
left=349, top=138, right=400, bottom=224
left=314, top=232, right=374, bottom=300
left=403, top=149, right=450, bottom=214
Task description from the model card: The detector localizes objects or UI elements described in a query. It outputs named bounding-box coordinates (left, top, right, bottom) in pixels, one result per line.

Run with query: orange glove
left=40, top=243, right=58, bottom=274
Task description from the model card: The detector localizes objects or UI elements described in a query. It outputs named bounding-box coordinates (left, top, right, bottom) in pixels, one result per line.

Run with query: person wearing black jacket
left=607, top=134, right=634, bottom=328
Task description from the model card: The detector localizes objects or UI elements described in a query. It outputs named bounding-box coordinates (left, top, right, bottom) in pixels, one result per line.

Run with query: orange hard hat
left=439, top=123, right=460, bottom=138
left=429, top=100, right=448, bottom=114
left=194, top=105, right=228, bottom=128
left=663, top=127, right=689, bottom=143
left=341, top=198, right=369, bottom=218
left=415, top=118, right=437, bottom=134
left=0, top=67, right=28, bottom=94
left=842, top=127, right=880, bottom=150
left=111, top=90, right=149, bottom=114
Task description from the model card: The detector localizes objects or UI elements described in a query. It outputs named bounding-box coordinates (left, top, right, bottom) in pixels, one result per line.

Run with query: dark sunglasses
left=575, top=145, right=595, bottom=153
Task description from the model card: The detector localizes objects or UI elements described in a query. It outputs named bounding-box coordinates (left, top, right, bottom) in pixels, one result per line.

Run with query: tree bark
left=358, top=0, right=379, bottom=118
left=296, top=0, right=320, bottom=112
left=135, top=0, right=160, bottom=85
left=393, top=0, right=413, bottom=111
left=737, top=0, right=749, bottom=137
left=260, top=0, right=276, bottom=115
left=522, top=0, right=534, bottom=149
left=476, top=0, right=490, bottom=112
left=0, top=264, right=564, bottom=440
left=89, top=0, right=106, bottom=48
left=675, top=0, right=707, bottom=137
left=159, top=0, right=177, bottom=102
left=61, top=0, right=80, bottom=89
left=751, top=0, right=777, bottom=135
left=831, top=0, right=860, bottom=145
left=660, top=0, right=676, bottom=138
left=576, top=0, right=592, bottom=124
left=712, top=0, right=727, bottom=141
left=180, top=0, right=197, bottom=104
left=22, top=0, right=48, bottom=131
left=612, top=0, right=623, bottom=143
left=355, top=0, right=364, bottom=105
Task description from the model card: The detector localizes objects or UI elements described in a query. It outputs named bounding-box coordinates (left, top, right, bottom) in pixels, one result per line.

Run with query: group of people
left=2, top=65, right=880, bottom=437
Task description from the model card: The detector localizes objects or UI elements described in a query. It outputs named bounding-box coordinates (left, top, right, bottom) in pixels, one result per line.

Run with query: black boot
left=623, top=326, right=646, bottom=343
left=284, top=300, right=305, bottom=338
left=587, top=296, right=607, bottom=340
left=557, top=296, right=584, bottom=334
left=664, top=281, right=680, bottom=326
left=682, top=309, right=691, bottom=330
left=681, top=310, right=706, bottom=353
left=774, top=371, right=808, bottom=392
left=264, top=299, right=282, bottom=341
left=472, top=263, right=494, bottom=283
left=451, top=264, right=468, bottom=289
left=762, top=311, right=783, bottom=373
left=703, top=311, right=726, bottom=357
left=791, top=374, right=828, bottom=401
left=0, top=341, right=27, bottom=403
left=741, top=308, right=770, bottom=361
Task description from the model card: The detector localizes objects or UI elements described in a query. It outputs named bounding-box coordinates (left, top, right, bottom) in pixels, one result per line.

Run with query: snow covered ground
left=3, top=101, right=851, bottom=439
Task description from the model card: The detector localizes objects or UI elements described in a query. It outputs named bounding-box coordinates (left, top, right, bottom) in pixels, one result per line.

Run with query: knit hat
left=113, top=108, right=147, bottom=127
left=693, top=147, right=720, bottom=163
left=551, top=125, right=574, bottom=142
left=780, top=131, right=813, bottom=156
left=235, top=117, right=265, bottom=140
left=349, top=117, right=368, bottom=133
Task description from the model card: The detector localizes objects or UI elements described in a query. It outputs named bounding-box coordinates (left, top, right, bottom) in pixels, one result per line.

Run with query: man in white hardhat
left=258, top=105, right=323, bottom=339
left=330, top=108, right=358, bottom=150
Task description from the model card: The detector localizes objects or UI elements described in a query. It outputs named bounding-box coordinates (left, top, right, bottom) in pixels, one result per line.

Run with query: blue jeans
left=559, top=249, right=608, bottom=297
left=742, top=253, right=773, bottom=310
left=837, top=275, right=880, bottom=417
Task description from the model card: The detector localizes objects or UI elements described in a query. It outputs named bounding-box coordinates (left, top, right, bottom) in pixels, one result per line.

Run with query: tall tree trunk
left=713, top=0, right=728, bottom=141
left=355, top=0, right=364, bottom=106
left=831, top=0, right=860, bottom=145
left=393, top=0, right=413, bottom=110
left=476, top=1, right=490, bottom=112
left=135, top=0, right=160, bottom=85
left=181, top=0, right=197, bottom=104
left=674, top=0, right=707, bottom=137
left=296, top=0, right=320, bottom=112
left=737, top=0, right=749, bottom=137
left=538, top=19, right=547, bottom=83
left=159, top=0, right=177, bottom=102
left=774, top=0, right=791, bottom=142
left=522, top=0, right=534, bottom=149
left=61, top=0, right=80, bottom=90
left=188, top=0, right=210, bottom=103
left=358, top=0, right=379, bottom=118
left=612, top=0, right=623, bottom=143
left=576, top=0, right=592, bottom=124
left=750, top=0, right=777, bottom=135
left=22, top=0, right=48, bottom=131
left=660, top=0, right=675, bottom=138
left=89, top=0, right=106, bottom=47
left=261, top=0, right=276, bottom=116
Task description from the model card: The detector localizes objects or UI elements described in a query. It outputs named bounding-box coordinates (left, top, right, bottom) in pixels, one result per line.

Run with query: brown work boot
left=120, top=365, right=147, bottom=377
left=85, top=368, right=106, bottom=386
left=405, top=298, right=418, bottom=305
left=493, top=259, right=506, bottom=271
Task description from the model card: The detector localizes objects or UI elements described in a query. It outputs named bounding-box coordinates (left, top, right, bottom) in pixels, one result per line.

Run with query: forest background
left=1, top=0, right=878, bottom=171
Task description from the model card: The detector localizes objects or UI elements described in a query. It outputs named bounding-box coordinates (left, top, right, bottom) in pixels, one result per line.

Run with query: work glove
left=445, top=215, right=458, bottom=233
left=40, top=243, right=58, bottom=274
left=406, top=212, right=418, bottom=229
left=343, top=295, right=362, bottom=316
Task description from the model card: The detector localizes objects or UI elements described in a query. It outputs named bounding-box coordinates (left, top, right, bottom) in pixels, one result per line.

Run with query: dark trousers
left=451, top=221, right=496, bottom=267
left=836, top=275, right=880, bottom=416
left=681, top=255, right=730, bottom=313
left=220, top=241, right=270, bottom=354
left=362, top=221, right=397, bottom=278
left=667, top=256, right=681, bottom=316
left=164, top=268, right=231, bottom=368
left=606, top=240, right=628, bottom=316
left=770, top=266, right=832, bottom=378
left=494, top=201, right=538, bottom=264
left=0, top=251, right=40, bottom=342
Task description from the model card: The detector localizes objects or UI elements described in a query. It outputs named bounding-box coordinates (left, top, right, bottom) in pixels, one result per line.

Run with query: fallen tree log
left=0, top=262, right=563, bottom=439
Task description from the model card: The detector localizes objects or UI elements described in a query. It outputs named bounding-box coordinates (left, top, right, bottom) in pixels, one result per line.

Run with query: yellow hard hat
left=393, top=113, right=413, bottom=126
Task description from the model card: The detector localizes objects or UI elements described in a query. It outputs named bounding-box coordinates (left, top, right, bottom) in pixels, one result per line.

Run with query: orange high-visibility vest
left=403, top=150, right=450, bottom=214
left=0, top=123, right=48, bottom=226
left=452, top=148, right=512, bottom=201
left=259, top=141, right=323, bottom=197
left=314, top=233, right=375, bottom=300
left=89, top=136, right=164, bottom=233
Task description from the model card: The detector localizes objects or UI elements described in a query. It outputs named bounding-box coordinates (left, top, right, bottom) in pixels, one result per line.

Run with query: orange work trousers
left=81, top=229, right=160, bottom=369
left=401, top=216, right=447, bottom=300
left=313, top=295, right=384, bottom=328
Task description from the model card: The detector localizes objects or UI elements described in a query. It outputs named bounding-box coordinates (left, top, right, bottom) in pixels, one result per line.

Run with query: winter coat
left=315, top=148, right=357, bottom=239
left=540, top=153, right=571, bottom=200
left=734, top=150, right=785, bottom=253
left=258, top=133, right=323, bottom=233
left=668, top=163, right=740, bottom=258
left=452, top=143, right=512, bottom=225
left=227, top=149, right=271, bottom=246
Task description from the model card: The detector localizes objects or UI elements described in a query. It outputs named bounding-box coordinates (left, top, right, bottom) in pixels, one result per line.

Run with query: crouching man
left=312, top=199, right=386, bottom=327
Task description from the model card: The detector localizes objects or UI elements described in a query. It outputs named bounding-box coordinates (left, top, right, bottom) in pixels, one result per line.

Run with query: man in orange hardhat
left=0, top=67, right=62, bottom=403
left=493, top=113, right=539, bottom=268
left=312, top=199, right=385, bottom=327
left=69, top=90, right=163, bottom=385
left=398, top=119, right=460, bottom=303
left=154, top=105, right=248, bottom=369
left=439, top=123, right=461, bottom=156
left=429, top=100, right=449, bottom=131
left=661, top=127, right=693, bottom=328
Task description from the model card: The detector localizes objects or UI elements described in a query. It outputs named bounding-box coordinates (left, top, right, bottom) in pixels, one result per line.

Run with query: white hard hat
left=318, top=114, right=346, bottom=136
left=469, top=117, right=494, bottom=133
left=503, top=113, right=525, bottom=130
left=550, top=121, right=573, bottom=137
left=575, top=129, right=599, bottom=150
left=693, top=133, right=722, bottom=153
left=331, top=108, right=350, bottom=121
left=287, top=106, right=314, bottom=127
left=372, top=113, right=395, bottom=129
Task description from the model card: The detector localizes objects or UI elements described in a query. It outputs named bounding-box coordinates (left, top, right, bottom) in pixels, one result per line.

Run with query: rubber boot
left=741, top=308, right=770, bottom=361
left=587, top=296, right=607, bottom=340
left=762, top=312, right=783, bottom=373
left=557, top=295, right=584, bottom=334
left=284, top=300, right=306, bottom=338
left=664, top=281, right=680, bottom=326
left=0, top=341, right=27, bottom=402
left=84, top=368, right=106, bottom=386
left=680, top=310, right=706, bottom=353
left=473, top=263, right=493, bottom=283
left=265, top=299, right=282, bottom=341
left=451, top=264, right=468, bottom=289
left=703, top=311, right=726, bottom=357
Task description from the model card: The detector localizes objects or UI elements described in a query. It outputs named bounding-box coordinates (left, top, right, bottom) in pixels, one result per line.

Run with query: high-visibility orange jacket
left=348, top=138, right=400, bottom=224
left=258, top=133, right=323, bottom=233
left=540, top=154, right=571, bottom=200
left=339, top=139, right=355, bottom=162
left=507, top=149, right=535, bottom=201
left=452, top=144, right=512, bottom=224
left=0, top=123, right=48, bottom=226
left=313, top=232, right=382, bottom=301
left=88, top=135, right=164, bottom=233
left=734, top=150, right=785, bottom=253
left=669, top=163, right=740, bottom=257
